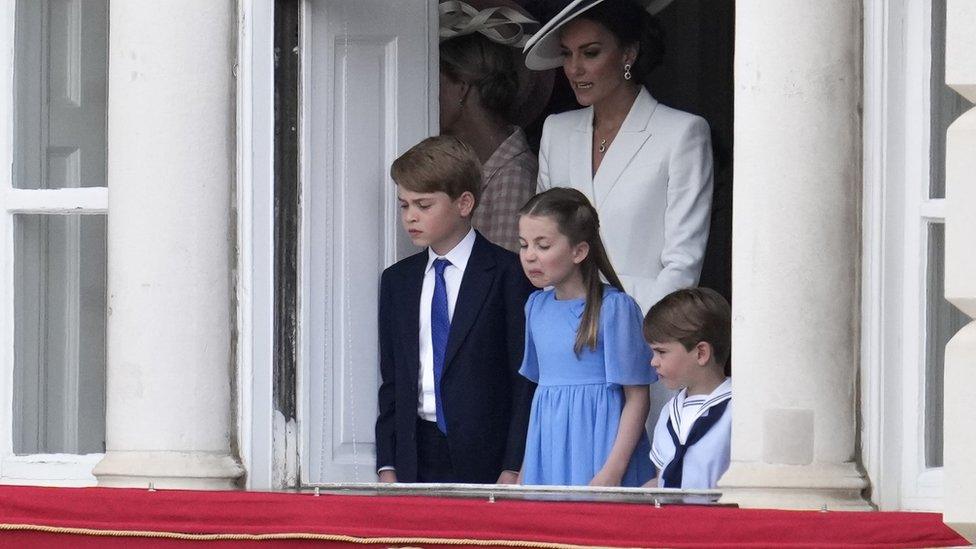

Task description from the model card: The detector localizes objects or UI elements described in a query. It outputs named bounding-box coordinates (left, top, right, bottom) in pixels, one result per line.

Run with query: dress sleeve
left=518, top=290, right=543, bottom=383
left=602, top=291, right=656, bottom=386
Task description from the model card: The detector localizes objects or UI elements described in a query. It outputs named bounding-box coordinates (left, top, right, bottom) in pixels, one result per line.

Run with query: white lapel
left=592, top=88, right=657, bottom=208
left=569, top=107, right=595, bottom=202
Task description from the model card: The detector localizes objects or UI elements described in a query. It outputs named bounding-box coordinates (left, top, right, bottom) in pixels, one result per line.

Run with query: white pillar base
left=719, top=462, right=871, bottom=511
left=944, top=522, right=976, bottom=545
left=944, top=323, right=976, bottom=542
left=94, top=451, right=244, bottom=490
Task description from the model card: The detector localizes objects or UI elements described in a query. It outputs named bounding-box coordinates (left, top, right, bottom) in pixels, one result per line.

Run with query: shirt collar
left=574, top=87, right=658, bottom=134
left=677, top=377, right=733, bottom=407
left=670, top=377, right=732, bottom=444
left=425, top=228, right=477, bottom=274
left=712, top=377, right=732, bottom=399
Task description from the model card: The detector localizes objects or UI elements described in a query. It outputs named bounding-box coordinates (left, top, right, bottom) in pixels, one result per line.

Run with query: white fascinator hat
left=439, top=0, right=555, bottom=127
left=522, top=0, right=673, bottom=70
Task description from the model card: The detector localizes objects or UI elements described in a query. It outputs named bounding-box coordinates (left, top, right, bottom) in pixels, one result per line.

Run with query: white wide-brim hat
left=523, top=0, right=673, bottom=70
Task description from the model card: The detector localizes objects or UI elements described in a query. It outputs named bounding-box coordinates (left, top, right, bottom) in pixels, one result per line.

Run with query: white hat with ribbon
left=440, top=0, right=539, bottom=48
left=439, top=0, right=556, bottom=127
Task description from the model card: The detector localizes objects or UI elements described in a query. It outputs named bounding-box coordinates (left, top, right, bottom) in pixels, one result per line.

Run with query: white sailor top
left=650, top=378, right=732, bottom=490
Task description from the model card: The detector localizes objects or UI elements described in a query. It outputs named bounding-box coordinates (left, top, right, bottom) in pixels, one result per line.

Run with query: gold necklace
left=596, top=121, right=621, bottom=154
left=596, top=128, right=617, bottom=154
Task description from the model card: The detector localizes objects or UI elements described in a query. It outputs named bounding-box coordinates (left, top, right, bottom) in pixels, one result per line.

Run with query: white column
left=93, top=0, right=243, bottom=489
left=943, top=0, right=976, bottom=541
left=719, top=0, right=869, bottom=509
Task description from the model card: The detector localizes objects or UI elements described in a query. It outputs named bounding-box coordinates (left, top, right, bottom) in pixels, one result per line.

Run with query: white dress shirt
left=417, top=228, right=476, bottom=421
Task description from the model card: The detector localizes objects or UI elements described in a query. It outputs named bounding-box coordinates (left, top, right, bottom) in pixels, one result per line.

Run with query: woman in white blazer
left=524, top=0, right=713, bottom=315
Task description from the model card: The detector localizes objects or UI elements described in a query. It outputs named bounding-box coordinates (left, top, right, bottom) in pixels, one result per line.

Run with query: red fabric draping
left=0, top=485, right=967, bottom=548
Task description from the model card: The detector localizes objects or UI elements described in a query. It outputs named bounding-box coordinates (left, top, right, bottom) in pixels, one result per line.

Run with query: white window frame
left=862, top=0, right=947, bottom=512
left=236, top=0, right=276, bottom=491
left=0, top=0, right=107, bottom=485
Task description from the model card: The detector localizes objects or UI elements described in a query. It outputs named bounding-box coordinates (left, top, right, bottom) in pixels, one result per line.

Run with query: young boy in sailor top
left=642, top=287, right=732, bottom=489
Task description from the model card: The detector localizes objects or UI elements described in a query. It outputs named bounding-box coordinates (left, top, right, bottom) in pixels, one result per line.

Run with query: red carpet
left=0, top=485, right=967, bottom=548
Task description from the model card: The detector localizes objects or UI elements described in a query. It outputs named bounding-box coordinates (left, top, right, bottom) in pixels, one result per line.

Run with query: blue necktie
left=431, top=258, right=452, bottom=434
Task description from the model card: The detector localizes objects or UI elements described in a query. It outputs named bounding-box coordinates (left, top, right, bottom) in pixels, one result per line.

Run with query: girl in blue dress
left=517, top=188, right=656, bottom=486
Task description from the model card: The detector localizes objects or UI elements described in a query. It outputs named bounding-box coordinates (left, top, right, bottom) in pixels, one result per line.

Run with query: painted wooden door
left=303, top=0, right=436, bottom=483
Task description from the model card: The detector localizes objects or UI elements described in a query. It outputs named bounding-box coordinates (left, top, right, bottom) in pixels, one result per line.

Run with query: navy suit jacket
left=375, top=231, right=536, bottom=483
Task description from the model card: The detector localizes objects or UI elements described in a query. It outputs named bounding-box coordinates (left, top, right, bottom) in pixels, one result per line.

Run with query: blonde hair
left=390, top=135, right=482, bottom=208
left=519, top=188, right=624, bottom=355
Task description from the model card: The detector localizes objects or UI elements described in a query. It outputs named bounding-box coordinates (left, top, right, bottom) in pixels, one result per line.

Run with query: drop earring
left=623, top=63, right=632, bottom=81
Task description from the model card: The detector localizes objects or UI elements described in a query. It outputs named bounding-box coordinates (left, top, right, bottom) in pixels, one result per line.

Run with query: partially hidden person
left=375, top=135, right=536, bottom=484
left=643, top=287, right=732, bottom=489
left=438, top=0, right=553, bottom=252
left=517, top=187, right=656, bottom=486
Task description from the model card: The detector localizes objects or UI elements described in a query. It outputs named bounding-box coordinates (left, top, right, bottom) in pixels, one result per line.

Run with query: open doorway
left=275, top=0, right=734, bottom=485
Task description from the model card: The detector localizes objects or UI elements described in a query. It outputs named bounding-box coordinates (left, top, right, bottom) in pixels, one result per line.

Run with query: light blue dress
left=519, top=286, right=656, bottom=486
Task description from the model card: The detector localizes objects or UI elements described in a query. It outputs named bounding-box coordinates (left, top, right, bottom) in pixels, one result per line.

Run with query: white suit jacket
left=537, top=88, right=713, bottom=314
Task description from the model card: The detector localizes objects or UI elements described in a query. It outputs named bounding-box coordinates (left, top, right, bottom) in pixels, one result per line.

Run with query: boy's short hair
left=644, top=287, right=731, bottom=368
left=390, top=135, right=482, bottom=207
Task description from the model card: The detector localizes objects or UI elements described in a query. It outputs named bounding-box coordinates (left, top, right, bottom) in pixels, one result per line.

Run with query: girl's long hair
left=519, top=188, right=624, bottom=355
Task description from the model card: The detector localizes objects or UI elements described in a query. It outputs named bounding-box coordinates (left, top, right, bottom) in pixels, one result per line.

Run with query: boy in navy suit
left=375, top=135, right=535, bottom=484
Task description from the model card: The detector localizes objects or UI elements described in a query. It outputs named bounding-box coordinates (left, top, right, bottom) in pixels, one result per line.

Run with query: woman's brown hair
left=519, top=188, right=623, bottom=355
left=575, top=0, right=665, bottom=91
left=440, top=33, right=520, bottom=122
